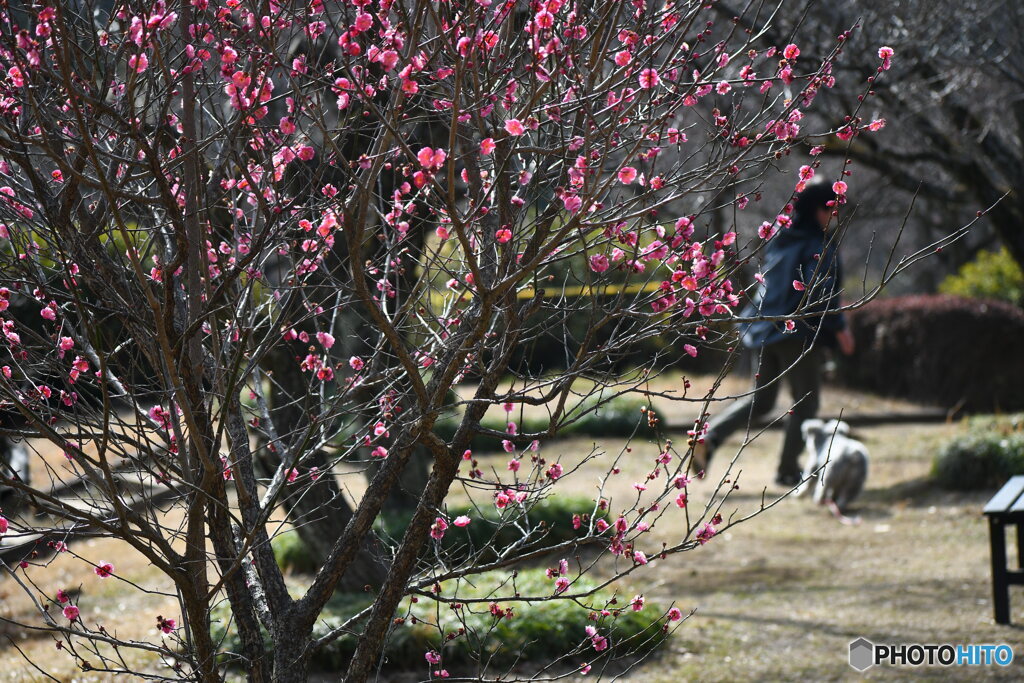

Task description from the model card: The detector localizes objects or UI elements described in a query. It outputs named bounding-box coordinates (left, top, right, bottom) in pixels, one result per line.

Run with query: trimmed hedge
left=932, top=415, right=1024, bottom=490
left=384, top=494, right=609, bottom=558
left=434, top=394, right=650, bottom=452
left=274, top=494, right=609, bottom=574
left=214, top=569, right=667, bottom=673
left=839, top=295, right=1024, bottom=412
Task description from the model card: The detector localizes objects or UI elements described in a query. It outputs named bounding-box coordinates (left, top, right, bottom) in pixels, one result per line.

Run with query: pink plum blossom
left=430, top=517, right=448, bottom=540
left=316, top=331, right=335, bottom=349
left=695, top=522, right=717, bottom=545
left=504, top=119, right=525, bottom=136
left=128, top=53, right=149, bottom=73
left=589, top=254, right=610, bottom=273
left=638, top=68, right=660, bottom=89
left=417, top=147, right=447, bottom=170
left=878, top=46, right=894, bottom=70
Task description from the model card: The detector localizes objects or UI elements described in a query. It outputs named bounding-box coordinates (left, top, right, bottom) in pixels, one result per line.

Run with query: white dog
left=798, top=419, right=868, bottom=524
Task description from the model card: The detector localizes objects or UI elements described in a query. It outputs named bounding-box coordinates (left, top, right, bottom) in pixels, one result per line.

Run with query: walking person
left=693, top=182, right=856, bottom=486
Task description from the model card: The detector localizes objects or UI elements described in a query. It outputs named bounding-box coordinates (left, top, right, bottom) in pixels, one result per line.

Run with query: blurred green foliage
left=433, top=394, right=649, bottom=452
left=214, top=568, right=667, bottom=673
left=939, top=247, right=1024, bottom=307
left=932, top=414, right=1024, bottom=490
left=274, top=494, right=609, bottom=574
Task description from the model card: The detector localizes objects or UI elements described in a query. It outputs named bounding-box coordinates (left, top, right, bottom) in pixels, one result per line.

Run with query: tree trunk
left=258, top=345, right=388, bottom=591
left=270, top=630, right=312, bottom=683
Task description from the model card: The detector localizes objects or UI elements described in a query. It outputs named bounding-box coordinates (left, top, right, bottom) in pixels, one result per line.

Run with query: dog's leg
left=827, top=499, right=861, bottom=525
left=796, top=445, right=817, bottom=497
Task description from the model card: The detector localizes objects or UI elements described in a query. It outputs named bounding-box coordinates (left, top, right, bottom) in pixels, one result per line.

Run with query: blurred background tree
left=716, top=0, right=1024, bottom=297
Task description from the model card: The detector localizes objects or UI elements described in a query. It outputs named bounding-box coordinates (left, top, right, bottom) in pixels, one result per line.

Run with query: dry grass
left=2, top=374, right=1020, bottom=680
left=535, top=420, right=1024, bottom=681
left=0, top=521, right=184, bottom=681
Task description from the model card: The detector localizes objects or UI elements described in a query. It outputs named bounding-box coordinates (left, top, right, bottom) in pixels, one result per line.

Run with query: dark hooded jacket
left=739, top=213, right=846, bottom=348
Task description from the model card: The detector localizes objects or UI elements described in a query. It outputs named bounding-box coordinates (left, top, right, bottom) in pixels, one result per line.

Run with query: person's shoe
left=774, top=472, right=802, bottom=488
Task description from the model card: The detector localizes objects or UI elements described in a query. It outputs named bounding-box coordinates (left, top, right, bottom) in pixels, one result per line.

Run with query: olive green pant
left=704, top=337, right=821, bottom=479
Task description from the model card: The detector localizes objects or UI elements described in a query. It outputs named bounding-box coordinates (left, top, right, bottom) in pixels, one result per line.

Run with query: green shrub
left=939, top=247, right=1024, bottom=307
left=274, top=495, right=609, bottom=574
left=965, top=413, right=1024, bottom=436
left=381, top=494, right=608, bottom=564
left=566, top=395, right=648, bottom=438
left=932, top=415, right=1024, bottom=490
left=271, top=530, right=321, bottom=574
left=434, top=394, right=649, bottom=452
left=213, top=568, right=667, bottom=674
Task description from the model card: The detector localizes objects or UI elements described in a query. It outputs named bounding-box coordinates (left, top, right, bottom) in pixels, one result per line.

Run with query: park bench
left=984, top=476, right=1024, bottom=624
